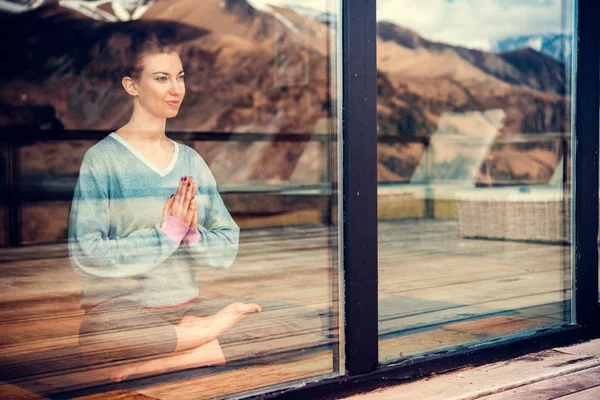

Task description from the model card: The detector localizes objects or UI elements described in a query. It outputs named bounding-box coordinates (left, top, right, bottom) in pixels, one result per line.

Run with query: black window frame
left=0, top=1, right=598, bottom=399
left=256, top=0, right=600, bottom=398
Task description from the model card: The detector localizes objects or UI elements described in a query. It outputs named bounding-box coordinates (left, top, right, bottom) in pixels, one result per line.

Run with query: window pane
left=17, top=141, right=90, bottom=244
left=0, top=145, right=8, bottom=246
left=0, top=1, right=341, bottom=398
left=377, top=0, right=574, bottom=363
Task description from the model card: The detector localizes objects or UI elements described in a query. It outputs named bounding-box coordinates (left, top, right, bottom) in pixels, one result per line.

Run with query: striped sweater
left=68, top=132, right=239, bottom=308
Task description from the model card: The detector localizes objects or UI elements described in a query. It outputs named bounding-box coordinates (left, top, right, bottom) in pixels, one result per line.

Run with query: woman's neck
left=118, top=108, right=167, bottom=145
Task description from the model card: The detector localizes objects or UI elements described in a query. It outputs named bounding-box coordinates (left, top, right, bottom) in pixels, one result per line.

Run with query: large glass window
left=0, top=144, right=8, bottom=246
left=0, top=1, right=341, bottom=398
left=376, top=0, right=574, bottom=363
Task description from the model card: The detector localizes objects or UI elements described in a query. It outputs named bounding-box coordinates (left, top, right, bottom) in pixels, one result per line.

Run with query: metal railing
left=1, top=129, right=569, bottom=246
left=1, top=129, right=342, bottom=246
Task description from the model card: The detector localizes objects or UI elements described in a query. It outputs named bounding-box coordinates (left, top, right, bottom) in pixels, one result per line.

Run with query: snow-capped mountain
left=0, top=0, right=154, bottom=21
left=284, top=3, right=336, bottom=27
left=0, top=0, right=44, bottom=13
left=491, top=33, right=572, bottom=65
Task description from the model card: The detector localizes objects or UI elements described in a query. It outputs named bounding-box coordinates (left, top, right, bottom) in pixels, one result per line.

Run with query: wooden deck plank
left=380, top=329, right=480, bottom=361
left=555, top=385, right=600, bottom=400
left=77, top=391, right=160, bottom=400
left=0, top=220, right=575, bottom=398
left=476, top=365, right=600, bottom=400
left=0, top=383, right=48, bottom=400
left=443, top=316, right=556, bottom=337
left=346, top=339, right=600, bottom=400
left=135, top=352, right=334, bottom=400
left=396, top=270, right=563, bottom=305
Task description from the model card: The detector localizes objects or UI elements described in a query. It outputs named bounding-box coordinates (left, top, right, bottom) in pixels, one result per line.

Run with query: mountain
left=376, top=21, right=566, bottom=133
left=0, top=3, right=569, bottom=188
left=491, top=33, right=572, bottom=65
left=283, top=3, right=337, bottom=28
left=375, top=21, right=568, bottom=183
left=0, top=0, right=332, bottom=188
left=377, top=21, right=566, bottom=95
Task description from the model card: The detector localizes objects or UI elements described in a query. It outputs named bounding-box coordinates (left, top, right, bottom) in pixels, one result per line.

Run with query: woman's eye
left=178, top=75, right=185, bottom=81
left=156, top=76, right=167, bottom=82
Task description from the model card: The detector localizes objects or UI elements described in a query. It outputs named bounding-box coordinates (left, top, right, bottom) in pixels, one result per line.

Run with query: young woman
left=68, top=35, right=322, bottom=382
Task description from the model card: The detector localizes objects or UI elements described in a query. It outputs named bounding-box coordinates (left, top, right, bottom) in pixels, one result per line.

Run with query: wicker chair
left=456, top=186, right=571, bottom=243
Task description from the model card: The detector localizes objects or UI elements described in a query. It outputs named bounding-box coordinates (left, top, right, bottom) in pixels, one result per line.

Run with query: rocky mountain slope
left=376, top=21, right=568, bottom=183
left=0, top=1, right=569, bottom=186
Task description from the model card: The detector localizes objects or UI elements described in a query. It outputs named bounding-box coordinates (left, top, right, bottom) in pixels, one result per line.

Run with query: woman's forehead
left=142, top=52, right=183, bottom=74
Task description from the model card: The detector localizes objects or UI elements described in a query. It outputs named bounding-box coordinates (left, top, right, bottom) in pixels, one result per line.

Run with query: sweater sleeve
left=68, top=161, right=187, bottom=278
left=183, top=157, right=240, bottom=269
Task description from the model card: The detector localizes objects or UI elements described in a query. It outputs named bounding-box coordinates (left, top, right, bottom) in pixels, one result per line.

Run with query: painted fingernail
left=180, top=176, right=184, bottom=181
left=170, top=194, right=174, bottom=198
left=187, top=182, right=190, bottom=187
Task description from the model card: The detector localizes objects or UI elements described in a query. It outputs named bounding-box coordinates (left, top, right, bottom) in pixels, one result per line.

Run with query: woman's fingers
left=185, top=195, right=195, bottom=224
left=189, top=194, right=198, bottom=229
left=175, top=176, right=186, bottom=207
left=189, top=182, right=197, bottom=209
left=173, top=177, right=189, bottom=209
left=184, top=178, right=194, bottom=207
left=170, top=177, right=197, bottom=225
left=163, top=194, right=175, bottom=216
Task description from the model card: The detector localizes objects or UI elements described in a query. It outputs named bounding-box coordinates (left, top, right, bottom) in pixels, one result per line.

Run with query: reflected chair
left=455, top=151, right=571, bottom=243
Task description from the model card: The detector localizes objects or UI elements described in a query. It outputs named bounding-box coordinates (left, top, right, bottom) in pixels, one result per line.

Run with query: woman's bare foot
left=175, top=302, right=261, bottom=352
left=225, top=301, right=262, bottom=315
left=110, top=365, right=137, bottom=382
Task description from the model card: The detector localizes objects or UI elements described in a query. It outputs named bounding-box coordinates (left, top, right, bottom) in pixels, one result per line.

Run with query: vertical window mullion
left=342, top=0, right=378, bottom=374
left=573, top=0, right=600, bottom=326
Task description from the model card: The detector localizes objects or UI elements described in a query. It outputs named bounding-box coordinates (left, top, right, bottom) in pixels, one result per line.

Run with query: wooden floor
left=0, top=219, right=572, bottom=399
left=346, top=338, right=600, bottom=400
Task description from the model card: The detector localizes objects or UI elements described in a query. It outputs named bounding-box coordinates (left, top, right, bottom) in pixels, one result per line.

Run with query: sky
left=247, top=0, right=573, bottom=50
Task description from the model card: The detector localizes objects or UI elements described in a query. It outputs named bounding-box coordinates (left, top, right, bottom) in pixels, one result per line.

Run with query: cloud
left=377, top=0, right=573, bottom=49
left=248, top=0, right=573, bottom=50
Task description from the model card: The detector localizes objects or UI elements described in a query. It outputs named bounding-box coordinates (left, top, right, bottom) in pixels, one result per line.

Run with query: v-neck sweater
left=68, top=133, right=240, bottom=308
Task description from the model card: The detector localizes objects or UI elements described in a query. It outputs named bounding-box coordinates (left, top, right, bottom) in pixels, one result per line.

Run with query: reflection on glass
left=21, top=201, right=71, bottom=244
left=377, top=0, right=573, bottom=363
left=15, top=141, right=93, bottom=244
left=0, top=206, right=6, bottom=246
left=0, top=145, right=7, bottom=246
left=0, top=1, right=340, bottom=398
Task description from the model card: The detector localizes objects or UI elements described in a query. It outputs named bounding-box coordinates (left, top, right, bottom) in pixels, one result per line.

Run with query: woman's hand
left=163, top=176, right=196, bottom=227
left=189, top=183, right=198, bottom=229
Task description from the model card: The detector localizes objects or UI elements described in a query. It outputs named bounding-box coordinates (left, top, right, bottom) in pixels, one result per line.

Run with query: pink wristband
left=160, top=216, right=189, bottom=244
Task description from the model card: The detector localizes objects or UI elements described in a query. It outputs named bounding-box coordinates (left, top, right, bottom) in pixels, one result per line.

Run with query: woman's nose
left=169, top=81, right=184, bottom=95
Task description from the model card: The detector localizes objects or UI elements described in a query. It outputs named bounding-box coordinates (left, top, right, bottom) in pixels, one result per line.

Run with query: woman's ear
left=122, top=76, right=139, bottom=96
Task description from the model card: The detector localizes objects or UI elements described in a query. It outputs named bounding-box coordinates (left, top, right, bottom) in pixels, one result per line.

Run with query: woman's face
left=134, top=52, right=185, bottom=119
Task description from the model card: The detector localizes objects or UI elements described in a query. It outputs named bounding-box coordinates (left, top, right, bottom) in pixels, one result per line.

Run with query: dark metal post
left=573, top=0, right=600, bottom=326
left=7, top=143, right=21, bottom=247
left=342, top=0, right=378, bottom=374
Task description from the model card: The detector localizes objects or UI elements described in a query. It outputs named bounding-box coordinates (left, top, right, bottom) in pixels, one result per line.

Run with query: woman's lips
left=165, top=101, right=180, bottom=108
